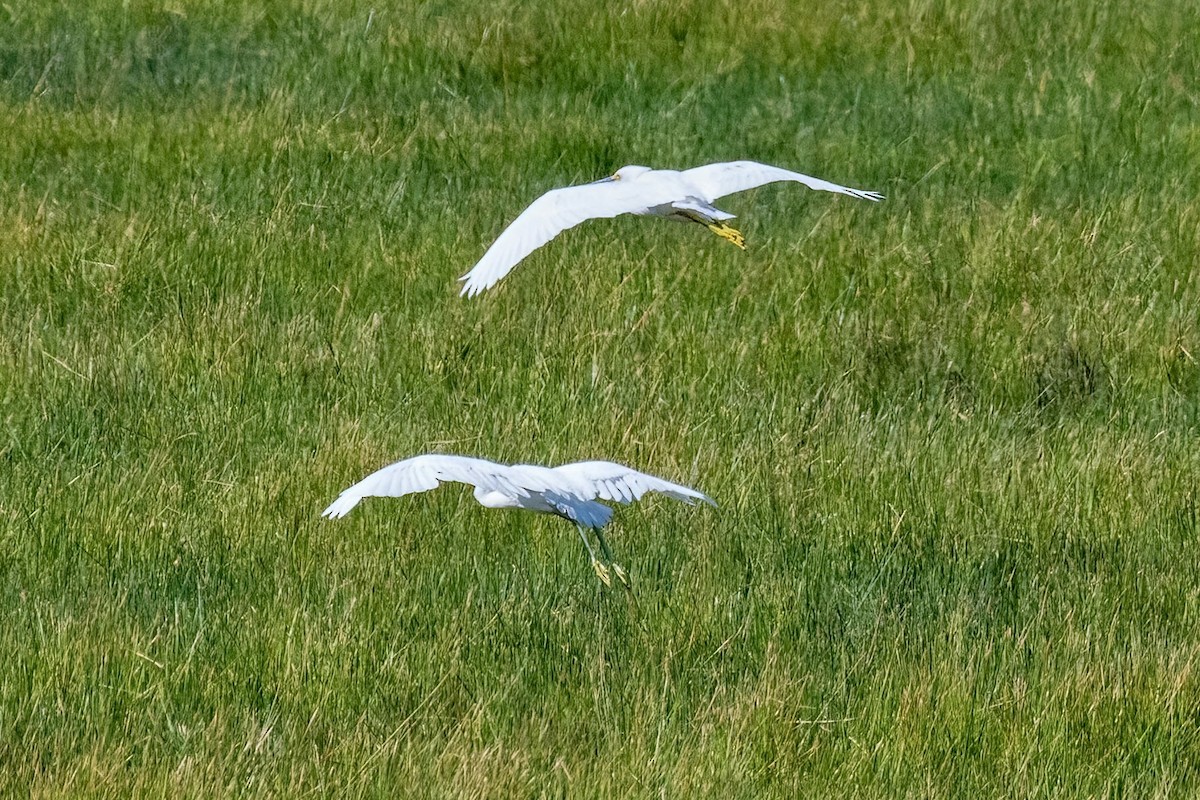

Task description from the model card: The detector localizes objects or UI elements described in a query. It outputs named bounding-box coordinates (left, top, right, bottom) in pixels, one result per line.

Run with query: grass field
left=2, top=0, right=1200, bottom=796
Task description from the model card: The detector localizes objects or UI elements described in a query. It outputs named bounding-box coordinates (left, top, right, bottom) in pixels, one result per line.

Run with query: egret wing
left=550, top=461, right=716, bottom=507
left=459, top=179, right=679, bottom=297
left=321, top=453, right=524, bottom=519
left=681, top=160, right=884, bottom=203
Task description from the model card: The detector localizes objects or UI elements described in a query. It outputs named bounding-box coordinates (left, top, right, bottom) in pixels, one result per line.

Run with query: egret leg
left=705, top=221, right=746, bottom=250
left=577, top=526, right=611, bottom=588
left=593, top=526, right=614, bottom=562
left=593, top=527, right=632, bottom=591
left=676, top=208, right=747, bottom=250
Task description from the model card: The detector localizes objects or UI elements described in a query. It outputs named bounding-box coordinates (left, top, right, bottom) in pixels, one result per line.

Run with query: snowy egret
left=322, top=453, right=715, bottom=587
left=459, top=160, right=884, bottom=297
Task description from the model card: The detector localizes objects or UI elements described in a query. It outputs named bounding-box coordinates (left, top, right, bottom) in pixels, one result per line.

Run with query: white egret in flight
left=459, top=160, right=884, bottom=297
left=322, top=453, right=715, bottom=587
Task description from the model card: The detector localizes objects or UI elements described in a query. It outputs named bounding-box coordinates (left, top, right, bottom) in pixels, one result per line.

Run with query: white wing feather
left=321, top=454, right=524, bottom=519
left=459, top=180, right=679, bottom=298
left=549, top=461, right=716, bottom=507
left=682, top=160, right=884, bottom=203
left=324, top=453, right=715, bottom=528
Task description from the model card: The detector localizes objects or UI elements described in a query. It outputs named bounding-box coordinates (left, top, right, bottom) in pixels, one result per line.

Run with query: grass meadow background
left=2, top=0, right=1200, bottom=795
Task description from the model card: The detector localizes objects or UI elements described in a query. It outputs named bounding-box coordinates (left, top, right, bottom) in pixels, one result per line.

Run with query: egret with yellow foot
left=322, top=453, right=715, bottom=588
left=458, top=160, right=884, bottom=297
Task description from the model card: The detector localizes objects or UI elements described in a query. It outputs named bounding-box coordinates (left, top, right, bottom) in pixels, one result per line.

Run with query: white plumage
left=322, top=453, right=712, bottom=522
left=459, top=160, right=884, bottom=297
left=322, top=453, right=714, bottom=586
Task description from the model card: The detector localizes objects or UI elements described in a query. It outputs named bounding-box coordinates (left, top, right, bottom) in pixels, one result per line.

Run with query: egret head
left=613, top=165, right=653, bottom=181
left=593, top=165, right=653, bottom=184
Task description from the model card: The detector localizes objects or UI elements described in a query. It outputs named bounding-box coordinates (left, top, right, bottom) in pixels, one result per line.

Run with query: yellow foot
left=707, top=222, right=746, bottom=250
left=612, top=563, right=632, bottom=590
left=592, top=559, right=612, bottom=588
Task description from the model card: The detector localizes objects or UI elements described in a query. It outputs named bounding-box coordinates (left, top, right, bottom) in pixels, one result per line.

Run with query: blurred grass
left=2, top=0, right=1200, bottom=796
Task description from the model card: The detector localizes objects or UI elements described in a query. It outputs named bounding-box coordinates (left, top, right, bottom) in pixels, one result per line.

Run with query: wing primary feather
left=682, top=160, right=884, bottom=204
left=321, top=454, right=510, bottom=519
left=458, top=179, right=683, bottom=297
left=551, top=461, right=716, bottom=507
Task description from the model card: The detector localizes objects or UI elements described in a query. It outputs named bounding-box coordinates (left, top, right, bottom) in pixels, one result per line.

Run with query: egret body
left=322, top=453, right=715, bottom=588
left=459, top=160, right=884, bottom=297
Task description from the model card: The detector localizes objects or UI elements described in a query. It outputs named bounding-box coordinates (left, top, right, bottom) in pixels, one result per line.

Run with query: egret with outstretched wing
left=459, top=160, right=884, bottom=297
left=322, top=453, right=715, bottom=587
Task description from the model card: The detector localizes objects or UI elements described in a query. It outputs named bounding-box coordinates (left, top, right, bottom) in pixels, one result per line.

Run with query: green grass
left=2, top=0, right=1200, bottom=795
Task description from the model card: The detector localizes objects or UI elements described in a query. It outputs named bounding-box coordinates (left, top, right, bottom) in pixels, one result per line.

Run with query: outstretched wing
left=549, top=461, right=716, bottom=507
left=459, top=178, right=678, bottom=298
left=321, top=453, right=524, bottom=519
left=681, top=160, right=884, bottom=203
